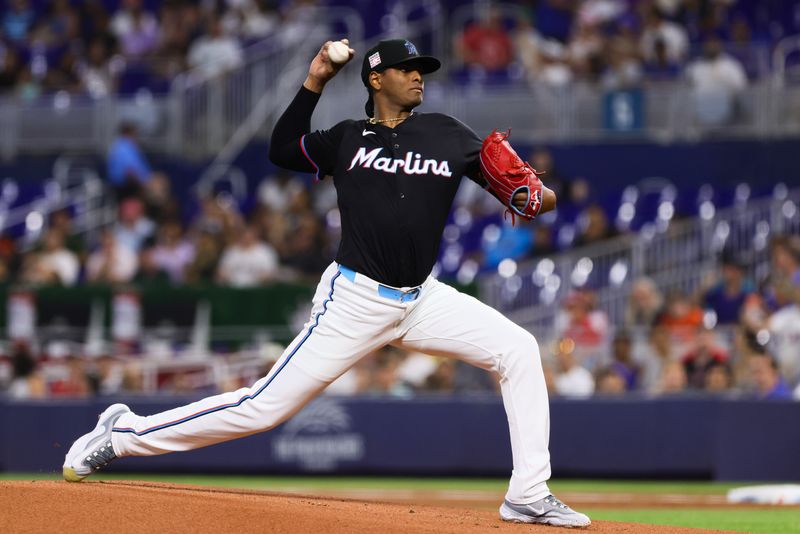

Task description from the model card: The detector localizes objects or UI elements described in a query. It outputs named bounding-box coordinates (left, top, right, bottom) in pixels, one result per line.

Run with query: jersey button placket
left=392, top=132, right=405, bottom=201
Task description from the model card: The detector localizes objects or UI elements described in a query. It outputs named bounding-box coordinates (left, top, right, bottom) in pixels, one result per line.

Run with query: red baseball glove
left=479, top=129, right=544, bottom=221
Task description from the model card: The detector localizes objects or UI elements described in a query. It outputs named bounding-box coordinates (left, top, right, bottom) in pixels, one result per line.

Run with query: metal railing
left=4, top=76, right=797, bottom=160
left=166, top=6, right=365, bottom=158
left=0, top=29, right=798, bottom=158
left=481, top=187, right=800, bottom=340
left=193, top=1, right=445, bottom=188
left=0, top=158, right=114, bottom=242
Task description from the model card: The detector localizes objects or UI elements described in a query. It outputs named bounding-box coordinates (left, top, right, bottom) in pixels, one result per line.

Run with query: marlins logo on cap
left=404, top=40, right=418, bottom=55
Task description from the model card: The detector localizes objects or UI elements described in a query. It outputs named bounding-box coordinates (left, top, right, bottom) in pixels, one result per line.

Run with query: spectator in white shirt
left=686, top=38, right=747, bottom=95
left=640, top=7, right=688, bottom=64
left=686, top=37, right=747, bottom=126
left=222, top=0, right=280, bottom=40
left=110, top=0, right=159, bottom=58
left=188, top=15, right=243, bottom=79
left=23, top=230, right=80, bottom=286
left=86, top=229, right=138, bottom=284
left=767, top=281, right=800, bottom=384
left=553, top=338, right=595, bottom=398
left=217, top=225, right=278, bottom=287
left=258, top=169, right=305, bottom=213
left=151, top=220, right=195, bottom=284
left=113, top=197, right=156, bottom=252
left=636, top=325, right=675, bottom=393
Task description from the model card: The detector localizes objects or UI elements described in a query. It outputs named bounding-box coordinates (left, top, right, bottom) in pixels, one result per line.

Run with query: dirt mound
left=1, top=481, right=729, bottom=533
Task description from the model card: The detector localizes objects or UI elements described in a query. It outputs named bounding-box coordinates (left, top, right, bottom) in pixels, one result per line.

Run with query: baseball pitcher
left=63, top=38, right=590, bottom=528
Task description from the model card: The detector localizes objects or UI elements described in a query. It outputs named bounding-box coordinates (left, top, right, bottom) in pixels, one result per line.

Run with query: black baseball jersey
left=270, top=86, right=484, bottom=287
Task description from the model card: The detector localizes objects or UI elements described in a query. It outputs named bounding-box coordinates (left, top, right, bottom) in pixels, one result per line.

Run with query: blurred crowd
left=454, top=0, right=768, bottom=88
left=0, top=0, right=316, bottom=99
left=0, top=119, right=613, bottom=289
left=0, top=120, right=334, bottom=289
left=452, top=0, right=783, bottom=126
left=541, top=233, right=800, bottom=401
left=3, top=233, right=798, bottom=402
left=1, top=110, right=798, bottom=401
left=0, top=0, right=793, bottom=101
left=1, top=0, right=798, bottom=401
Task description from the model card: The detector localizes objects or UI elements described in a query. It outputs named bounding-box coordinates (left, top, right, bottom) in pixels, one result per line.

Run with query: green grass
left=588, top=508, right=800, bottom=534
left=4, top=474, right=799, bottom=533
left=550, top=479, right=742, bottom=495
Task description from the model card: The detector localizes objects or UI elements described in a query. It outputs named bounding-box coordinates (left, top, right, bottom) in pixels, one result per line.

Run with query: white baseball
left=327, top=40, right=350, bottom=64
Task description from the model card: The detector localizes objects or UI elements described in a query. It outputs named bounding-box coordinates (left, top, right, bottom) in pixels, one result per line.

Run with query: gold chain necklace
left=367, top=112, right=414, bottom=125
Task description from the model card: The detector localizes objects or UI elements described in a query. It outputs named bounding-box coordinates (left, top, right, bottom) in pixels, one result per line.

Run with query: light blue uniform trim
left=338, top=264, right=357, bottom=282
left=337, top=264, right=421, bottom=302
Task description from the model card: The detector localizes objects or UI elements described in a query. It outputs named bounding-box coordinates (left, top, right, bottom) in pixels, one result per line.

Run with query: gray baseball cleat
left=62, top=403, right=130, bottom=482
left=500, top=494, right=591, bottom=528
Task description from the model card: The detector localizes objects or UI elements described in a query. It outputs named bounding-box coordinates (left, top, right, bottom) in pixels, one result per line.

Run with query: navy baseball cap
left=360, top=39, right=441, bottom=87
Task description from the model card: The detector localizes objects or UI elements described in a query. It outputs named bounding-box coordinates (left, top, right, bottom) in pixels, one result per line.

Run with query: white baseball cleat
left=500, top=494, right=591, bottom=528
left=62, top=403, right=130, bottom=482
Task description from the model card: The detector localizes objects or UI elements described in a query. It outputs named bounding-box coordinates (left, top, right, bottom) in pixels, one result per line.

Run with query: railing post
left=208, top=76, right=226, bottom=154
left=0, top=99, right=18, bottom=160
left=167, top=76, right=185, bottom=155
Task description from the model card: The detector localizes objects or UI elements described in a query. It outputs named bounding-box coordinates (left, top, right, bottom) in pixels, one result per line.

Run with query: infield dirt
left=1, top=480, right=736, bottom=533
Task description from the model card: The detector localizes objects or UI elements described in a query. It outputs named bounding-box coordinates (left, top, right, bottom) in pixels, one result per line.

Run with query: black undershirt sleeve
left=268, top=86, right=321, bottom=172
left=269, top=86, right=351, bottom=179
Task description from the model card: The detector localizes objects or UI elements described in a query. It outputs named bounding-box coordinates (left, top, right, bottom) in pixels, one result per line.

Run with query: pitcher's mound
left=1, top=481, right=725, bottom=533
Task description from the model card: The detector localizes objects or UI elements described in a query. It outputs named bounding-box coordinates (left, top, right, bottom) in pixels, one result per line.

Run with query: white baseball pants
left=111, top=262, right=552, bottom=504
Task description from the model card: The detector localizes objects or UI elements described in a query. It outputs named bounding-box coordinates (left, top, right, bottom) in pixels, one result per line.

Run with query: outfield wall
left=1, top=396, right=797, bottom=481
